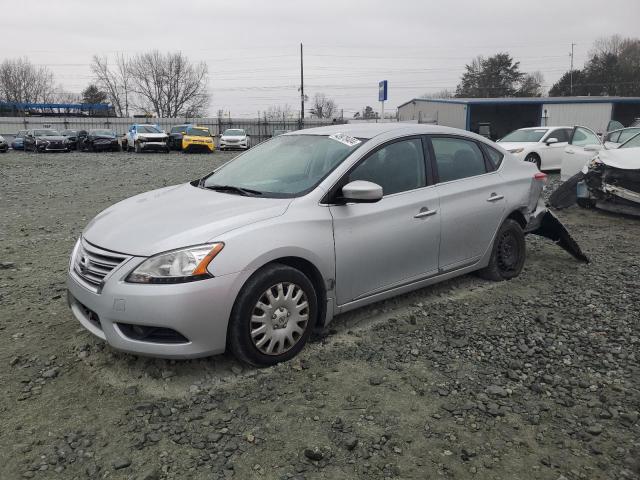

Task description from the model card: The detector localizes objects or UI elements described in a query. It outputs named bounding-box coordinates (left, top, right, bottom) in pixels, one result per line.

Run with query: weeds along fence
left=0, top=116, right=347, bottom=145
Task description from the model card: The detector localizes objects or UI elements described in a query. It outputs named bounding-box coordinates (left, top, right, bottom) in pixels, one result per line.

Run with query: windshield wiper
left=204, top=184, right=263, bottom=196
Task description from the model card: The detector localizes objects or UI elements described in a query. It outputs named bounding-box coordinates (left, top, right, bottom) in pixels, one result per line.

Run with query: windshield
left=186, top=127, right=210, bottom=136
left=16, top=130, right=26, bottom=138
left=137, top=125, right=161, bottom=134
left=62, top=130, right=77, bottom=135
left=170, top=125, right=188, bottom=133
left=620, top=132, right=640, bottom=149
left=90, top=129, right=115, bottom=137
left=34, top=129, right=60, bottom=137
left=202, top=134, right=363, bottom=197
left=500, top=129, right=548, bottom=142
left=223, top=129, right=245, bottom=136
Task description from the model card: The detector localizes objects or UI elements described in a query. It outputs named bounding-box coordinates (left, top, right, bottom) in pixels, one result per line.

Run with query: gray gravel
left=1, top=150, right=639, bottom=480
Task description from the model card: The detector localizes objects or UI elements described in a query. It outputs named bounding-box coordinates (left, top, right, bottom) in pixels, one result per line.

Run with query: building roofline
left=398, top=96, right=640, bottom=108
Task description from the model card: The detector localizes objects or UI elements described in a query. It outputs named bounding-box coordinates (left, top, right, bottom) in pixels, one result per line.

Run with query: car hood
left=91, top=135, right=117, bottom=140
left=497, top=142, right=538, bottom=151
left=38, top=136, right=67, bottom=142
left=138, top=133, right=167, bottom=138
left=597, top=148, right=640, bottom=170
left=221, top=135, right=246, bottom=140
left=83, top=183, right=292, bottom=256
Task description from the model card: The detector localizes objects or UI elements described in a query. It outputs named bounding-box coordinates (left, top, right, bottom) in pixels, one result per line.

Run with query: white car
left=219, top=128, right=249, bottom=151
left=125, top=124, right=169, bottom=153
left=560, top=126, right=606, bottom=181
left=498, top=126, right=573, bottom=171
left=602, top=127, right=640, bottom=149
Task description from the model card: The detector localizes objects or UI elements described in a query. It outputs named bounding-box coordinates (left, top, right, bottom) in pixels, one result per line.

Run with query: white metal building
left=396, top=97, right=640, bottom=140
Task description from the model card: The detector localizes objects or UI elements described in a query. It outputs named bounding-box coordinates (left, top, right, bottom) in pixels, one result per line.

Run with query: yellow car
left=181, top=126, right=215, bottom=153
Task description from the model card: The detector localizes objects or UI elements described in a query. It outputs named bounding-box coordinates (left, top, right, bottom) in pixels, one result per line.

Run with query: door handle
left=414, top=208, right=437, bottom=219
left=487, top=194, right=504, bottom=202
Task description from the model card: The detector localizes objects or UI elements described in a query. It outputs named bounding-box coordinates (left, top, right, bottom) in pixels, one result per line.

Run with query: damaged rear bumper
left=525, top=202, right=589, bottom=263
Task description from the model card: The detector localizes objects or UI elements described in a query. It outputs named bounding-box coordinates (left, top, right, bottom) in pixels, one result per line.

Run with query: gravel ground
left=1, top=150, right=639, bottom=480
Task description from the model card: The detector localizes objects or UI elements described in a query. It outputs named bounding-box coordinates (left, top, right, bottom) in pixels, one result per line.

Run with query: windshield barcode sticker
left=329, top=133, right=361, bottom=147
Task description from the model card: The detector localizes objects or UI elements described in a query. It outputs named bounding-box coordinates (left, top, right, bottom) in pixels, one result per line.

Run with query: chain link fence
left=0, top=116, right=347, bottom=144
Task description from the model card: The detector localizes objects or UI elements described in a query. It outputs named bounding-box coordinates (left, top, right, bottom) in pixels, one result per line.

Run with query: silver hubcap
left=250, top=282, right=309, bottom=356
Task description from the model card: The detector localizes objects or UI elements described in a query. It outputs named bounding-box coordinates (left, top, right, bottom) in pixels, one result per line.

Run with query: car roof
left=288, top=123, right=480, bottom=140
left=515, top=126, right=572, bottom=131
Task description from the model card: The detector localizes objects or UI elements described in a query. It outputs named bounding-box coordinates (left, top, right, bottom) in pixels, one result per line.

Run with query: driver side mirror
left=545, top=137, right=558, bottom=145
left=339, top=180, right=383, bottom=203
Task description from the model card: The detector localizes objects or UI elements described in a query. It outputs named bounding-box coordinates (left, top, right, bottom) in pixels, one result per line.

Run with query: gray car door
left=429, top=135, right=506, bottom=271
left=329, top=137, right=440, bottom=305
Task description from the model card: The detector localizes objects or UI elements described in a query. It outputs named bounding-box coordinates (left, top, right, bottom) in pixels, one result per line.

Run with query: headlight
left=508, top=148, right=524, bottom=154
left=126, top=243, right=224, bottom=284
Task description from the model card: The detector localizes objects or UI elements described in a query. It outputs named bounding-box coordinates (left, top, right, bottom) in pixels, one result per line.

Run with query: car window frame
left=322, top=134, right=433, bottom=204
left=425, top=134, right=497, bottom=185
left=569, top=125, right=602, bottom=148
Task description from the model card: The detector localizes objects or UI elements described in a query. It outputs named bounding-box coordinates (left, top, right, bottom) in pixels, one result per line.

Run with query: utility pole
left=300, top=43, right=305, bottom=123
left=570, top=43, right=576, bottom=96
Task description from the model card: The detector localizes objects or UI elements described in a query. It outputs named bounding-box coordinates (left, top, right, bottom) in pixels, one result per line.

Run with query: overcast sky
left=1, top=0, right=638, bottom=117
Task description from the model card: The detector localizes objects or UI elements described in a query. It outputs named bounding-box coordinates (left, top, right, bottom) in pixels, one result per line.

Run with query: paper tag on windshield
left=329, top=133, right=361, bottom=147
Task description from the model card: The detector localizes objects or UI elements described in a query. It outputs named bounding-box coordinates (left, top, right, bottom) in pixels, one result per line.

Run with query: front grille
left=73, top=240, right=128, bottom=291
left=225, top=139, right=239, bottom=144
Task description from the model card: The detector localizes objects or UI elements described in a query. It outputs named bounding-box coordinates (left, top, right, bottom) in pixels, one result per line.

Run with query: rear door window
left=431, top=137, right=488, bottom=182
left=570, top=127, right=600, bottom=147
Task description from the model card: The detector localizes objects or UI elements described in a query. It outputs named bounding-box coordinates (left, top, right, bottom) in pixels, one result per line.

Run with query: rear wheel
left=477, top=219, right=526, bottom=281
left=228, top=263, right=317, bottom=367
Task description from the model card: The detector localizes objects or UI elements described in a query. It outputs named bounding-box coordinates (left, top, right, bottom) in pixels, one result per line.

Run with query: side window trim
left=321, top=134, right=430, bottom=204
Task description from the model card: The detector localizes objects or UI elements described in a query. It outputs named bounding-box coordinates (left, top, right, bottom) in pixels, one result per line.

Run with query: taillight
left=534, top=172, right=547, bottom=182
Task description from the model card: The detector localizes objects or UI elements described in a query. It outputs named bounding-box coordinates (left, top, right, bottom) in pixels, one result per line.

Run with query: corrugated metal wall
left=543, top=103, right=612, bottom=133
left=398, top=101, right=466, bottom=129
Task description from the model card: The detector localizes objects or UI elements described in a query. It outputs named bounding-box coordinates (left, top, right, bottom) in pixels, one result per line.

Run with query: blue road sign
left=379, top=80, right=388, bottom=102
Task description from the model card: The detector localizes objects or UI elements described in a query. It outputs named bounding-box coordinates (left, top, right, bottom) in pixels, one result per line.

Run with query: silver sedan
left=67, top=124, right=586, bottom=366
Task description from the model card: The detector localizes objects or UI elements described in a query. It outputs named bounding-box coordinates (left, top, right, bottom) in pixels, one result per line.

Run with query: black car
left=61, top=129, right=79, bottom=150
left=167, top=124, right=192, bottom=150
left=0, top=135, right=8, bottom=153
left=77, top=129, right=121, bottom=152
left=24, top=129, right=70, bottom=152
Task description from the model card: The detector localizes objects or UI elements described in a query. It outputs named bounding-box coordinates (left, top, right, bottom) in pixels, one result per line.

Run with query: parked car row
left=497, top=125, right=640, bottom=180
left=1, top=124, right=254, bottom=154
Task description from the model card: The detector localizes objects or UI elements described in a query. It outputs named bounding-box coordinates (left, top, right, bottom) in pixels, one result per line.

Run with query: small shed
left=396, top=97, right=640, bottom=140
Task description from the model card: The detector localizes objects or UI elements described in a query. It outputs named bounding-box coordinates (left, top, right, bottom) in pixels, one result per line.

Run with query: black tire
left=477, top=219, right=526, bottom=281
left=577, top=197, right=595, bottom=209
left=525, top=153, right=541, bottom=170
left=134, top=142, right=141, bottom=153
left=228, top=263, right=317, bottom=367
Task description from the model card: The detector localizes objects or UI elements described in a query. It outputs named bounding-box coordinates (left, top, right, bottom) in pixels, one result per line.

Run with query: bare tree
left=265, top=104, right=293, bottom=120
left=128, top=51, right=209, bottom=117
left=421, top=89, right=454, bottom=99
left=91, top=54, right=132, bottom=117
left=0, top=57, right=55, bottom=103
left=309, top=93, right=337, bottom=119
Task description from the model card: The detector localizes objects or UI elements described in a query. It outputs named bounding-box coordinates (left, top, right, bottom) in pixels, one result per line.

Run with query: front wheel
left=134, top=142, right=141, bottom=153
left=525, top=153, right=541, bottom=170
left=477, top=219, right=526, bottom=281
left=228, top=263, right=317, bottom=366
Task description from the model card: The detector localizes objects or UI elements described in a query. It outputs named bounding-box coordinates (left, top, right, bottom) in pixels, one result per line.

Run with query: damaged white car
left=576, top=132, right=640, bottom=216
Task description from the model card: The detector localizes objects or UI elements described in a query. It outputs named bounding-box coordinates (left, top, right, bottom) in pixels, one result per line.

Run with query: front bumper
left=183, top=141, right=214, bottom=153
left=138, top=141, right=168, bottom=151
left=219, top=142, right=248, bottom=150
left=67, top=263, right=250, bottom=358
left=37, top=143, right=69, bottom=152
